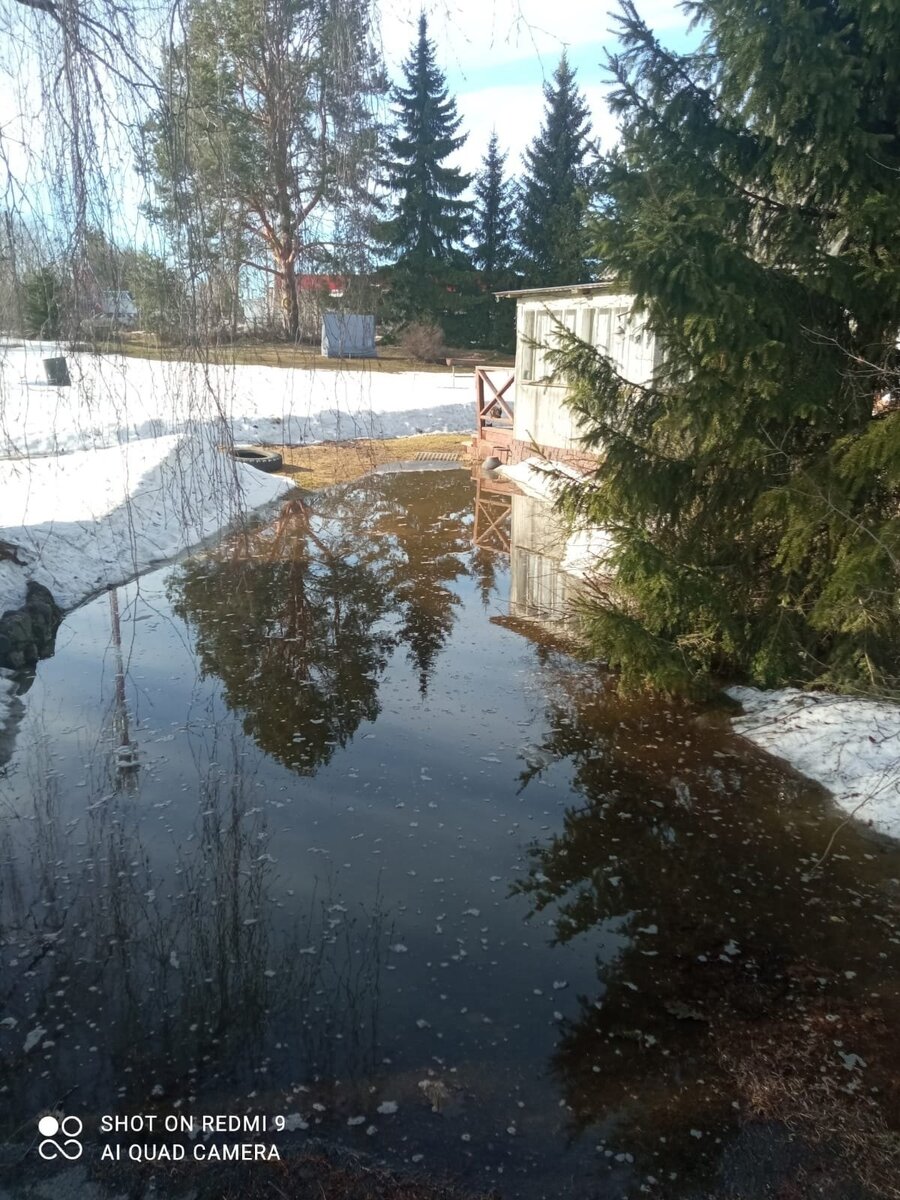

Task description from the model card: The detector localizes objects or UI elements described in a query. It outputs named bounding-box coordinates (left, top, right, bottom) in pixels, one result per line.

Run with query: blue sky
left=379, top=0, right=700, bottom=176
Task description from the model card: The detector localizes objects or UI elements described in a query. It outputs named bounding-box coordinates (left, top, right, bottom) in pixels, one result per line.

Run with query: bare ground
left=109, top=336, right=513, bottom=375
left=267, top=433, right=473, bottom=491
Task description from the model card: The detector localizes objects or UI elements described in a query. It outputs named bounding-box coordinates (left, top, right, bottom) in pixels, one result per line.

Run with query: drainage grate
left=412, top=450, right=466, bottom=461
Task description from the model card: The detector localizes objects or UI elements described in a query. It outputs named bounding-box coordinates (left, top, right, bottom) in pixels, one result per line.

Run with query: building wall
left=511, top=290, right=658, bottom=454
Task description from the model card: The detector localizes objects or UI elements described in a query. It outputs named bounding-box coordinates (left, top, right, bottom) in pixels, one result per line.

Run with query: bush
left=399, top=321, right=445, bottom=363
left=22, top=268, right=64, bottom=338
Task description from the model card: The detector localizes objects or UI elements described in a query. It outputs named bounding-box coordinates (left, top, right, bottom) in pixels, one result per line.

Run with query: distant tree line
left=4, top=5, right=597, bottom=351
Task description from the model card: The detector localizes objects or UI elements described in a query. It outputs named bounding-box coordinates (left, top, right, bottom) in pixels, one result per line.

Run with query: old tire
left=229, top=445, right=283, bottom=473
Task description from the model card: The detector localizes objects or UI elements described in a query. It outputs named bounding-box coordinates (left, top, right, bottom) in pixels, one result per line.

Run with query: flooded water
left=1, top=468, right=898, bottom=1199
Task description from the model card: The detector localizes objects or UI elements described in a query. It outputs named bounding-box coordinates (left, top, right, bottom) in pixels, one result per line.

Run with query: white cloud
left=377, top=0, right=690, bottom=74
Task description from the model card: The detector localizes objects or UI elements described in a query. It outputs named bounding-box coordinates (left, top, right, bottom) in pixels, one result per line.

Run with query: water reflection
left=472, top=470, right=584, bottom=640
left=0, top=469, right=897, bottom=1200
left=508, top=492, right=583, bottom=632
left=170, top=471, right=474, bottom=772
left=170, top=493, right=394, bottom=774
left=0, top=724, right=385, bottom=1128
left=375, top=471, right=472, bottom=695
left=513, top=665, right=900, bottom=1194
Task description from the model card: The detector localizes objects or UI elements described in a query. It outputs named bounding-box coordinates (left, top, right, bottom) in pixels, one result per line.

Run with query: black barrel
left=43, top=356, right=71, bottom=386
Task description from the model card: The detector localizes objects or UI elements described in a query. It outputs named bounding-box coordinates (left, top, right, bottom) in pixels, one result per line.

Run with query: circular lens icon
left=38, top=1114, right=83, bottom=1161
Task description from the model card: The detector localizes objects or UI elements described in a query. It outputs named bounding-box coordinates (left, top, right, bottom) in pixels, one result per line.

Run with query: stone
left=0, top=582, right=63, bottom=670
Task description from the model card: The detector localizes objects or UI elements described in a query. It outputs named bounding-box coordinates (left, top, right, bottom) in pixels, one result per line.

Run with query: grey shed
left=320, top=312, right=376, bottom=358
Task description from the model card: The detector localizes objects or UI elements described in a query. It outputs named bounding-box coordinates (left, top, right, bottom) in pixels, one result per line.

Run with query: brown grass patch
left=109, top=336, right=513, bottom=374
left=269, top=433, right=472, bottom=491
left=719, top=1002, right=900, bottom=1199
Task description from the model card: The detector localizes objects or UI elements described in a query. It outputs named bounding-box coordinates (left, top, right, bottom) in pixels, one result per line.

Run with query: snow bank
left=0, top=431, right=291, bottom=613
left=498, top=455, right=583, bottom=503
left=0, top=430, right=292, bottom=728
left=0, top=340, right=473, bottom=457
left=728, top=686, right=900, bottom=839
left=499, top=456, right=615, bottom=579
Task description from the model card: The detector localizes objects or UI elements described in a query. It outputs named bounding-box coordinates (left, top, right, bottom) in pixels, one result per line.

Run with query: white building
left=99, top=289, right=139, bottom=326
left=474, top=281, right=660, bottom=465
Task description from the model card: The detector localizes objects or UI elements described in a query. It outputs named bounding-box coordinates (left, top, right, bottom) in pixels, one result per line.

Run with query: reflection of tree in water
left=373, top=471, right=473, bottom=695
left=512, top=666, right=900, bottom=1196
left=171, top=472, right=476, bottom=765
left=469, top=542, right=502, bottom=610
left=170, top=492, right=394, bottom=773
left=0, top=729, right=385, bottom=1130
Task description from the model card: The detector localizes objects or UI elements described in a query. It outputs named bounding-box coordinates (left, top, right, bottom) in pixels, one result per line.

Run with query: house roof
left=297, top=274, right=345, bottom=294
left=494, top=276, right=617, bottom=301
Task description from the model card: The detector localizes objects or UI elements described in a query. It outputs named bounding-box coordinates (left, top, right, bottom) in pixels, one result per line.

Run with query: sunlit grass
left=269, top=432, right=472, bottom=490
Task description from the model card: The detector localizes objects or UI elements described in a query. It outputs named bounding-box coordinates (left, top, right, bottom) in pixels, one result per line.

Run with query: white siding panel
left=511, top=289, right=658, bottom=452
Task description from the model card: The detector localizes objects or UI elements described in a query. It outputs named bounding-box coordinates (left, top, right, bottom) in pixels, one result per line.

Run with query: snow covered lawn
left=0, top=340, right=473, bottom=456
left=728, top=687, right=900, bottom=840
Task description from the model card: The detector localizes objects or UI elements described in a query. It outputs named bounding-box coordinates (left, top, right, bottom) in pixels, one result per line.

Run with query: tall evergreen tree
left=518, top=54, right=592, bottom=286
left=472, top=133, right=515, bottom=276
left=555, top=0, right=900, bottom=695
left=376, top=13, right=471, bottom=327
left=471, top=132, right=517, bottom=346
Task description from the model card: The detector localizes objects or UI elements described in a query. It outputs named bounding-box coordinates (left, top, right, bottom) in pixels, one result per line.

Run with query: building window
left=522, top=306, right=578, bottom=384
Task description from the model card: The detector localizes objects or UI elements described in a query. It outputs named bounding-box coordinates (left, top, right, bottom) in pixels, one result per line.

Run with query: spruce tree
left=471, top=132, right=517, bottom=346
left=377, top=13, right=471, bottom=328
left=555, top=0, right=900, bottom=695
left=518, top=54, right=592, bottom=286
left=472, top=133, right=515, bottom=277
left=22, top=268, right=64, bottom=338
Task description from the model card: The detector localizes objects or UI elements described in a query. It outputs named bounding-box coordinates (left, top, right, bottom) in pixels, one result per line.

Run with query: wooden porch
left=471, top=365, right=515, bottom=462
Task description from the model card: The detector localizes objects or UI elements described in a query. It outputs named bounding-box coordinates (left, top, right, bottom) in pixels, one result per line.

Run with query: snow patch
left=727, top=686, right=900, bottom=839
left=0, top=340, right=472, bottom=457
left=0, top=429, right=291, bottom=614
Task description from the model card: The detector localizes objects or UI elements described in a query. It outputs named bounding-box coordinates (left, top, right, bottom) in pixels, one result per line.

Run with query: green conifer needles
left=556, top=0, right=900, bottom=695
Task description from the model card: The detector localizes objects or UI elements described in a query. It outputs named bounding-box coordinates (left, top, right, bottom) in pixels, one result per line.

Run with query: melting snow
left=728, top=686, right=900, bottom=839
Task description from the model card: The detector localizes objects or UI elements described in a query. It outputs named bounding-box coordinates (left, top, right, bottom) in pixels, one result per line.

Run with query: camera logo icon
left=37, top=1114, right=83, bottom=1161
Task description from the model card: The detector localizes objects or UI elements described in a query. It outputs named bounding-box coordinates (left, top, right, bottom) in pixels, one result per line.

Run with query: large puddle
left=1, top=468, right=898, bottom=1198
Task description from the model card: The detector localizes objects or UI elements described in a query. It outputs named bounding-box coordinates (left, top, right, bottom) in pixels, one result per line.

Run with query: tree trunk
left=279, top=256, right=300, bottom=342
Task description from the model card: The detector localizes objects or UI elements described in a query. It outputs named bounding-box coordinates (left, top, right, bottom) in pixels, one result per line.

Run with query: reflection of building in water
left=508, top=493, right=584, bottom=632
left=472, top=469, right=584, bottom=636
left=472, top=472, right=514, bottom=555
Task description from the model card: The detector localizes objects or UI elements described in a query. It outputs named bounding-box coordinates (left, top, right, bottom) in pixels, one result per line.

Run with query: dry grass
left=268, top=433, right=472, bottom=491
left=720, top=1002, right=900, bottom=1199
left=109, top=334, right=513, bottom=374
